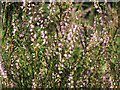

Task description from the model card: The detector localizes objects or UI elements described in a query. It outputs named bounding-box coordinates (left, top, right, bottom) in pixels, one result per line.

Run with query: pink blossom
left=31, top=24, right=34, bottom=28
left=70, top=51, right=72, bottom=54
left=4, top=75, right=7, bottom=79
left=23, top=39, right=25, bottom=42
left=65, top=23, right=68, bottom=26
left=20, top=6, right=23, bottom=9
left=22, top=0, right=26, bottom=6
left=71, top=81, right=74, bottom=84
left=64, top=54, right=67, bottom=57
left=30, top=17, right=33, bottom=20
left=41, top=15, right=44, bottom=17
left=15, top=14, right=18, bottom=17
left=41, top=34, right=45, bottom=38
left=68, top=54, right=71, bottom=58
left=47, top=16, right=50, bottom=19
left=62, top=59, right=65, bottom=62
left=36, top=43, right=39, bottom=47
left=58, top=48, right=62, bottom=51
left=16, top=63, right=19, bottom=69
left=20, top=34, right=24, bottom=37
left=100, top=38, right=103, bottom=42
left=22, top=31, right=24, bottom=34
left=37, top=29, right=40, bottom=32
left=43, top=39, right=46, bottom=44
left=34, top=34, right=37, bottom=38
left=51, top=20, right=53, bottom=22
left=69, top=76, right=73, bottom=79
left=27, top=56, right=29, bottom=58
left=68, top=83, right=70, bottom=86
left=97, top=10, right=102, bottom=13
left=56, top=52, right=59, bottom=55
left=23, top=44, right=26, bottom=49
left=45, top=31, right=47, bottom=34
left=10, top=83, right=14, bottom=87
left=94, top=3, right=98, bottom=8
left=60, top=22, right=62, bottom=25
left=58, top=43, right=62, bottom=47
left=61, top=64, right=64, bottom=68
left=37, top=22, right=40, bottom=25
left=31, top=38, right=34, bottom=42
left=72, top=7, right=77, bottom=11
left=28, top=20, right=32, bottom=24
left=45, top=36, right=48, bottom=39
left=41, top=25, right=43, bottom=28
left=29, top=8, right=31, bottom=10
left=31, top=4, right=35, bottom=7
left=61, top=26, right=64, bottom=28
left=71, top=86, right=74, bottom=88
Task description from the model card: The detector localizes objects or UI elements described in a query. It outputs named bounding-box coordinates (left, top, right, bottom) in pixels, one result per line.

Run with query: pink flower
left=30, top=29, right=33, bottom=32
left=71, top=81, right=74, bottom=84
left=72, top=7, right=77, bottom=11
left=15, top=14, right=18, bottom=17
left=35, top=17, right=37, bottom=21
left=45, top=31, right=47, bottom=34
left=20, top=6, right=23, bottom=9
left=68, top=83, right=70, bottom=86
left=37, top=29, right=40, bottom=32
left=60, top=22, right=62, bottom=25
left=16, top=59, right=19, bottom=62
left=34, top=34, right=37, bottom=38
left=30, top=24, right=34, bottom=28
left=10, top=83, right=14, bottom=87
left=36, top=43, right=39, bottom=47
left=97, top=10, right=102, bottom=13
left=47, top=16, right=50, bottom=19
left=68, top=34, right=71, bottom=40
left=23, top=44, right=26, bottom=49
left=64, top=54, right=67, bottom=57
left=27, top=56, right=29, bottom=58
left=68, top=54, right=71, bottom=58
left=23, top=39, right=25, bottom=42
left=51, top=20, right=53, bottom=22
left=20, top=34, right=24, bottom=37
left=62, top=59, right=65, bottom=62
left=31, top=38, right=34, bottom=42
left=103, top=76, right=106, bottom=81
left=58, top=43, right=62, bottom=46
left=29, top=20, right=32, bottom=23
left=16, top=63, right=19, bottom=69
left=45, top=36, right=48, bottom=39
left=56, top=52, right=59, bottom=55
left=41, top=15, right=44, bottom=17
left=61, top=64, right=64, bottom=68
left=22, top=31, right=24, bottom=34
left=43, top=39, right=46, bottom=44
left=22, top=0, right=26, bottom=6
left=37, top=22, right=40, bottom=25
left=61, top=26, right=64, bottom=28
left=94, top=3, right=98, bottom=8
left=41, top=25, right=43, bottom=28
left=100, top=38, right=103, bottom=42
left=29, top=8, right=31, bottom=10
left=58, top=48, right=62, bottom=51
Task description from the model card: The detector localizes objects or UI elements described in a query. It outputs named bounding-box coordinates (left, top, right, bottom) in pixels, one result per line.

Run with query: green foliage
left=1, top=2, right=119, bottom=88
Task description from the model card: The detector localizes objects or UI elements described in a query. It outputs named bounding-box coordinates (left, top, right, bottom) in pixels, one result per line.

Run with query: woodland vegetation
left=1, top=2, right=120, bottom=88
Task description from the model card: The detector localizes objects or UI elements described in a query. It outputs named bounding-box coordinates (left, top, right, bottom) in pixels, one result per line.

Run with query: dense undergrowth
left=1, top=2, right=120, bottom=88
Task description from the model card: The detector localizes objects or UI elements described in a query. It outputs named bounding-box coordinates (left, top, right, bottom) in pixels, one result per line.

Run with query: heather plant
left=1, top=2, right=120, bottom=88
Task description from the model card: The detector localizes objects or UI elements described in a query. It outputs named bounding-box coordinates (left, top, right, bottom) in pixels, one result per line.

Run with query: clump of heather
left=1, top=2, right=119, bottom=88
